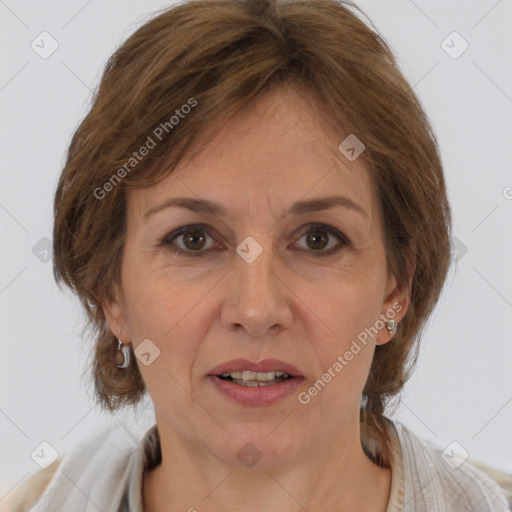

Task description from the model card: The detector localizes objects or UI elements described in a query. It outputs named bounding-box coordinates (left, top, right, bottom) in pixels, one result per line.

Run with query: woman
left=8, top=0, right=511, bottom=510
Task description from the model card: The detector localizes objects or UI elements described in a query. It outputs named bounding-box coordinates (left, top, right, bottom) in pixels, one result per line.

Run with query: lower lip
left=208, top=375, right=304, bottom=406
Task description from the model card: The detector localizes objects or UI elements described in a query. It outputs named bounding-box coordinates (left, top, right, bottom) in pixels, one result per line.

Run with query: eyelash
left=159, top=223, right=351, bottom=258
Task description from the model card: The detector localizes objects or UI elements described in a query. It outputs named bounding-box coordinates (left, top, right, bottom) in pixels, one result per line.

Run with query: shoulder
left=468, top=458, right=512, bottom=510
left=7, top=423, right=141, bottom=512
left=391, top=419, right=512, bottom=511
left=4, top=457, right=62, bottom=512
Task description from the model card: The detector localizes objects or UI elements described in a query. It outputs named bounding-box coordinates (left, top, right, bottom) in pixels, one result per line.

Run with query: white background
left=1, top=0, right=511, bottom=498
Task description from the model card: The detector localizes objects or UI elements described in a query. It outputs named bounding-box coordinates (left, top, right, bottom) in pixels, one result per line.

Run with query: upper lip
left=209, top=358, right=303, bottom=377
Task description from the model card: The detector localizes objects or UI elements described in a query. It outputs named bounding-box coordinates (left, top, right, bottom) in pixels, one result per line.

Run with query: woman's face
left=105, top=86, right=409, bottom=468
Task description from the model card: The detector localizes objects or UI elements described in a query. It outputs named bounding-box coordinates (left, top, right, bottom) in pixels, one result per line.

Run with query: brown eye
left=306, top=230, right=329, bottom=251
left=162, top=223, right=350, bottom=258
left=161, top=224, right=217, bottom=257
left=182, top=230, right=207, bottom=250
left=295, top=224, right=350, bottom=256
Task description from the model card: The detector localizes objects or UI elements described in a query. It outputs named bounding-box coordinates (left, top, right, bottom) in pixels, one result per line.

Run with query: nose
left=220, top=240, right=293, bottom=338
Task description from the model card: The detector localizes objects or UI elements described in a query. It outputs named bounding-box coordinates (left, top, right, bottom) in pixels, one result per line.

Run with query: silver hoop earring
left=386, top=319, right=398, bottom=337
left=115, top=339, right=131, bottom=369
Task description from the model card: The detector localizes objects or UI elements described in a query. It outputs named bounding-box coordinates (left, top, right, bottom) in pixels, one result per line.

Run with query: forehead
left=127, top=86, right=375, bottom=223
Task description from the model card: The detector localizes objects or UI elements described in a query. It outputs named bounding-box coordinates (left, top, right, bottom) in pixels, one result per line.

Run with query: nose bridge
left=221, top=234, right=292, bottom=336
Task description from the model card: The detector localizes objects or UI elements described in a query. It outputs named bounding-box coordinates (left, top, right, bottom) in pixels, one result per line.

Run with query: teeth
left=234, top=379, right=284, bottom=387
left=221, top=371, right=290, bottom=381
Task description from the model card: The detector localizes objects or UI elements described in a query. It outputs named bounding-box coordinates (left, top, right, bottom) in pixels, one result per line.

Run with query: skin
left=104, top=84, right=412, bottom=512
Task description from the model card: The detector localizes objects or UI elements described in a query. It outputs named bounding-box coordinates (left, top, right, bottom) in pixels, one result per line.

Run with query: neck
left=142, top=411, right=392, bottom=512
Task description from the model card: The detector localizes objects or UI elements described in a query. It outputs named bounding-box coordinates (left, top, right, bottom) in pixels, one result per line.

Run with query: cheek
left=121, top=244, right=185, bottom=337
left=297, top=270, right=386, bottom=410
left=299, top=282, right=382, bottom=421
left=121, top=263, right=212, bottom=382
left=122, top=280, right=165, bottom=339
left=305, top=272, right=385, bottom=350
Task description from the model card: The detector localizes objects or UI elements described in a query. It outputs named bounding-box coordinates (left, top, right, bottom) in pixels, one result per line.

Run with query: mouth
left=217, top=371, right=294, bottom=387
left=209, top=358, right=303, bottom=382
left=207, top=358, right=304, bottom=405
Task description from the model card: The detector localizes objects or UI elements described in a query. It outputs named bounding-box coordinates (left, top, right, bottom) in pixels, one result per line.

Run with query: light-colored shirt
left=16, top=416, right=512, bottom=511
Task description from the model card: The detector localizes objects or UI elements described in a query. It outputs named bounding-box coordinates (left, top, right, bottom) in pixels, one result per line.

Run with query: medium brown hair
left=53, top=0, right=451, bottom=467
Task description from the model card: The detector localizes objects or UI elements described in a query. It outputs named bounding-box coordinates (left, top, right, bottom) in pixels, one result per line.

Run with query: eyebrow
left=143, top=195, right=367, bottom=220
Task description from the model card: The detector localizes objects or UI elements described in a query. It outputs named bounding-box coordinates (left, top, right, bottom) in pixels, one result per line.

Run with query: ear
left=376, top=244, right=416, bottom=346
left=102, top=282, right=131, bottom=343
